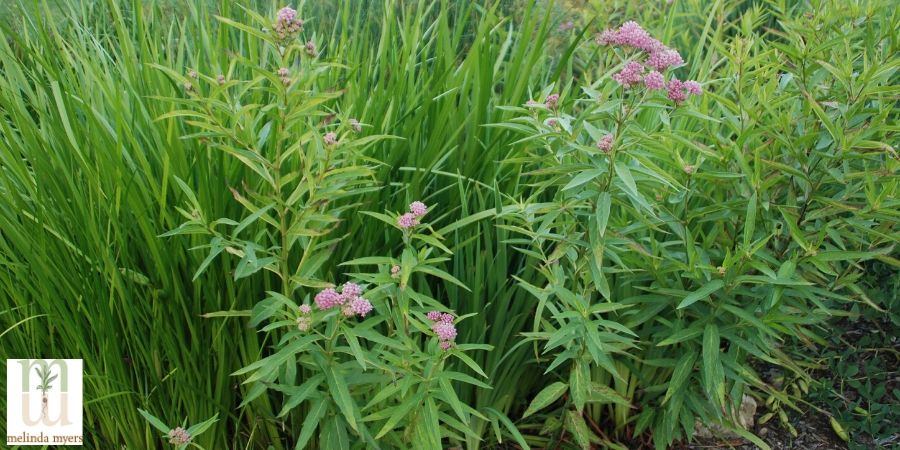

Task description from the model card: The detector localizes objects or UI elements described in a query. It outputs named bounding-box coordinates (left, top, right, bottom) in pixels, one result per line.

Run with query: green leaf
left=595, top=192, right=611, bottom=238
left=563, top=168, right=604, bottom=191
left=341, top=325, right=367, bottom=370
left=743, top=192, right=757, bottom=250
left=325, top=365, right=359, bottom=431
left=137, top=409, right=170, bottom=433
left=523, top=382, right=568, bottom=417
left=374, top=390, right=425, bottom=438
left=677, top=280, right=724, bottom=309
left=588, top=382, right=630, bottom=406
left=415, top=265, right=470, bottom=291
left=565, top=410, right=593, bottom=450
left=664, top=351, right=697, bottom=404
left=278, top=374, right=324, bottom=417
left=295, top=398, right=328, bottom=450
left=702, top=324, right=725, bottom=407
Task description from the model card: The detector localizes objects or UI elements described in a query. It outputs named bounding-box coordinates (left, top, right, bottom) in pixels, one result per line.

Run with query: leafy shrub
left=496, top=2, right=897, bottom=448
left=147, top=7, right=511, bottom=449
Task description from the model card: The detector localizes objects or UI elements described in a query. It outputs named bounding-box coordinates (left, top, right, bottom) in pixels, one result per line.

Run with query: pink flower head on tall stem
left=341, top=282, right=362, bottom=298
left=646, top=47, right=683, bottom=71
left=324, top=132, right=338, bottom=145
left=296, top=316, right=311, bottom=331
left=666, top=79, right=688, bottom=103
left=597, top=134, right=614, bottom=152
left=432, top=321, right=457, bottom=342
left=273, top=7, right=303, bottom=42
left=612, top=61, right=645, bottom=88
left=684, top=80, right=703, bottom=96
left=643, top=71, right=665, bottom=90
left=427, top=311, right=443, bottom=321
left=314, top=288, right=342, bottom=310
left=168, top=427, right=191, bottom=445
left=409, top=201, right=427, bottom=217
left=342, top=297, right=373, bottom=317
left=544, top=93, right=560, bottom=109
left=398, top=212, right=419, bottom=229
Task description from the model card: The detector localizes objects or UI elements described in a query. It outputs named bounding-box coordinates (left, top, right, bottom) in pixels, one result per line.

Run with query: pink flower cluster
left=168, top=427, right=191, bottom=445
left=666, top=79, right=703, bottom=103
left=349, top=118, right=362, bottom=133
left=273, top=7, right=303, bottom=42
left=397, top=201, right=427, bottom=229
left=544, top=94, right=560, bottom=109
left=611, top=61, right=644, bottom=88
left=324, top=132, right=338, bottom=145
left=314, top=282, right=373, bottom=318
left=598, top=21, right=702, bottom=103
left=277, top=67, right=291, bottom=86
left=296, top=304, right=313, bottom=331
left=427, top=311, right=457, bottom=350
left=597, top=134, right=614, bottom=152
left=305, top=41, right=317, bottom=57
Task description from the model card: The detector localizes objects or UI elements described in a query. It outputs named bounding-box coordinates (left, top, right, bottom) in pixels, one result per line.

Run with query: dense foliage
left=0, top=1, right=896, bottom=449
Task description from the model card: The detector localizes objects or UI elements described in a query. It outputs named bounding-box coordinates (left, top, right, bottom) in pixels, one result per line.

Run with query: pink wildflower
left=314, top=288, right=341, bottom=310
left=612, top=61, right=645, bottom=88
left=298, top=304, right=312, bottom=315
left=666, top=79, right=688, bottom=103
left=324, top=132, right=338, bottom=145
left=597, top=134, right=614, bottom=152
left=439, top=341, right=453, bottom=351
left=643, top=71, right=665, bottom=90
left=277, top=67, right=289, bottom=77
left=305, top=41, right=317, bottom=57
left=391, top=265, right=400, bottom=277
left=544, top=94, right=560, bottom=109
left=349, top=298, right=373, bottom=317
left=216, top=74, right=226, bottom=85
left=296, top=316, right=311, bottom=331
left=432, top=321, right=457, bottom=342
left=342, top=298, right=373, bottom=318
left=684, top=80, right=703, bottom=96
left=609, top=21, right=662, bottom=52
left=596, top=29, right=617, bottom=46
left=398, top=212, right=419, bottom=229
left=342, top=282, right=362, bottom=298
left=646, top=47, right=683, bottom=71
left=439, top=313, right=455, bottom=323
left=427, top=311, right=443, bottom=321
left=168, top=427, right=191, bottom=445
left=409, top=201, right=427, bottom=217
left=683, top=165, right=695, bottom=174
left=349, top=119, right=362, bottom=133
left=273, top=7, right=303, bottom=41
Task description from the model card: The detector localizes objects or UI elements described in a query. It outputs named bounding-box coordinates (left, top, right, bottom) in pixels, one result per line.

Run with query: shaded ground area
left=682, top=310, right=899, bottom=450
